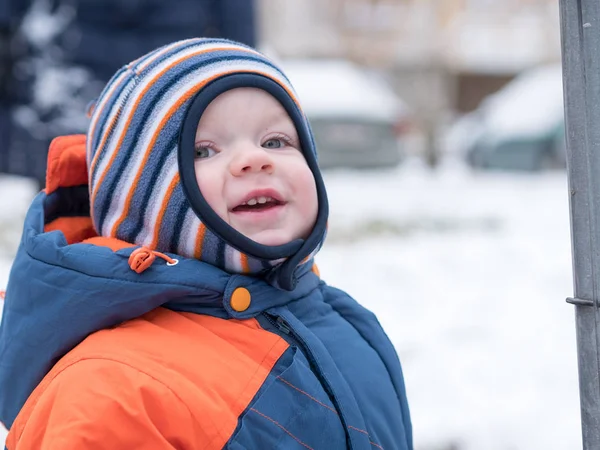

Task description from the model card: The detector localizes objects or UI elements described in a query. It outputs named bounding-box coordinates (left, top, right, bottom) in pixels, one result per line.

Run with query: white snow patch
left=441, top=64, right=565, bottom=159
left=283, top=59, right=409, bottom=122
left=482, top=65, right=564, bottom=142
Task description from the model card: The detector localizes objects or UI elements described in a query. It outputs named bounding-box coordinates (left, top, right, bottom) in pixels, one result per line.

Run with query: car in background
left=282, top=59, right=412, bottom=170
left=445, top=64, right=565, bottom=171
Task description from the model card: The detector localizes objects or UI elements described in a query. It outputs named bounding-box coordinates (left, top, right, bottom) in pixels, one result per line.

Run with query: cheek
left=295, top=169, right=319, bottom=224
left=195, top=162, right=225, bottom=215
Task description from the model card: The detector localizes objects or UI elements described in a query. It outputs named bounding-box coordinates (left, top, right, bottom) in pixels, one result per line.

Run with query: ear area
left=45, top=134, right=88, bottom=195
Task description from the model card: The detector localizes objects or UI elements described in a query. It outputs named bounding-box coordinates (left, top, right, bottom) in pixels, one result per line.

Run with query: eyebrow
left=262, top=107, right=293, bottom=123
left=194, top=107, right=296, bottom=139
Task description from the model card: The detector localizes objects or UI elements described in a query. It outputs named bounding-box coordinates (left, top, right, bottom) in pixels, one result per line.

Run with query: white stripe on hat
left=177, top=209, right=202, bottom=257
left=86, top=69, right=131, bottom=166
left=102, top=143, right=176, bottom=241
left=225, top=245, right=243, bottom=273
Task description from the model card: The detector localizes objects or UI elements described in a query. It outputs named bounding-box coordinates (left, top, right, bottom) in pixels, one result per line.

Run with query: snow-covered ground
left=0, top=161, right=581, bottom=449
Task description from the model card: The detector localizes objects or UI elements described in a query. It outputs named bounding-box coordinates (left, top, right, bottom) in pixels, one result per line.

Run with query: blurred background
left=0, top=0, right=579, bottom=449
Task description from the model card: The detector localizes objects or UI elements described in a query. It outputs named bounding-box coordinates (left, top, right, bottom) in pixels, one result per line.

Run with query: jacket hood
left=87, top=38, right=328, bottom=291
left=0, top=142, right=321, bottom=427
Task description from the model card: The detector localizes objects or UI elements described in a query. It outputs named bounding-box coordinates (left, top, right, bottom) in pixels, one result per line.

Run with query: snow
left=440, top=111, right=484, bottom=158
left=441, top=65, right=565, bottom=158
left=282, top=59, right=409, bottom=122
left=0, top=161, right=581, bottom=448
left=481, top=65, right=564, bottom=142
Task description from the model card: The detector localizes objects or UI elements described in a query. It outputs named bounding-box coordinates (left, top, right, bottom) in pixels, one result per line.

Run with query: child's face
left=194, top=88, right=318, bottom=246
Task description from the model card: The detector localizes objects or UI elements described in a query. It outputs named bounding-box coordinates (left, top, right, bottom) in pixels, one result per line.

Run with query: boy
left=0, top=38, right=412, bottom=449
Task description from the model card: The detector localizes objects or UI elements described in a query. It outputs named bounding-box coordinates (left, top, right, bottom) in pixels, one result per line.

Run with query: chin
left=248, top=231, right=299, bottom=247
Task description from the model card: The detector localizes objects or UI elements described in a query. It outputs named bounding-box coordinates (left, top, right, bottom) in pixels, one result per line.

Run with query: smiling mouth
left=232, top=196, right=284, bottom=212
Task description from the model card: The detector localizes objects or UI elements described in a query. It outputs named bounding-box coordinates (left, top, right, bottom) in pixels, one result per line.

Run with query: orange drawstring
left=128, top=247, right=178, bottom=274
left=0, top=291, right=5, bottom=300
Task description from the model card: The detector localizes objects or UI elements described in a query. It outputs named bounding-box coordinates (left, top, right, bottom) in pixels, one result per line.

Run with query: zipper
left=266, top=313, right=325, bottom=379
left=261, top=312, right=338, bottom=411
left=266, top=311, right=364, bottom=449
left=261, top=312, right=300, bottom=348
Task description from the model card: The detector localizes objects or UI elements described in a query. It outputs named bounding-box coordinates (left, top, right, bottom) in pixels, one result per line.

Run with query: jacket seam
left=276, top=376, right=338, bottom=415
left=249, top=408, right=313, bottom=450
left=276, top=376, right=384, bottom=448
left=228, top=337, right=290, bottom=440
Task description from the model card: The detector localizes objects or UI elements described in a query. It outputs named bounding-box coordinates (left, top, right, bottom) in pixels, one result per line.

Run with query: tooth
left=247, top=198, right=257, bottom=206
left=257, top=196, right=267, bottom=204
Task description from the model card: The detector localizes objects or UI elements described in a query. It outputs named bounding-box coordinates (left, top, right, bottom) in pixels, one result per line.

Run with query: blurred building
left=441, top=0, right=561, bottom=112
left=259, top=0, right=560, bottom=110
left=258, top=0, right=562, bottom=164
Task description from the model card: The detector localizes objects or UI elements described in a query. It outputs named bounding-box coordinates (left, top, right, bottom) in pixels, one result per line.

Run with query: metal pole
left=560, top=0, right=600, bottom=448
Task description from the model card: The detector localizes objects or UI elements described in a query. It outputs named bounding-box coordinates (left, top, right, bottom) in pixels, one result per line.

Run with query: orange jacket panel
left=7, top=308, right=289, bottom=449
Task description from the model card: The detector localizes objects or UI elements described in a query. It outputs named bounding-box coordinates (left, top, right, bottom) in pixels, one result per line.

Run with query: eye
left=194, top=144, right=217, bottom=159
left=262, top=138, right=284, bottom=149
left=262, top=133, right=296, bottom=150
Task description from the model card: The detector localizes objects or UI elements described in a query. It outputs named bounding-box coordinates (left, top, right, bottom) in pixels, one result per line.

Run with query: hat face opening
left=178, top=73, right=328, bottom=266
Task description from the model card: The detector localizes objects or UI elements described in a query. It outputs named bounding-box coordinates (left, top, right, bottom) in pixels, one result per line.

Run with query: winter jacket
left=0, top=136, right=413, bottom=449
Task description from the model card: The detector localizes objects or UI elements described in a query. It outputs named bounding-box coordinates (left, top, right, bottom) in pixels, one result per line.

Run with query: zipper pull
left=276, top=316, right=291, bottom=335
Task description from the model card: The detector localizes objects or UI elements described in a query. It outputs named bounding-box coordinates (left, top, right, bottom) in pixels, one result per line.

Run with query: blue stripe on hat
left=156, top=184, right=186, bottom=253
left=171, top=201, right=190, bottom=252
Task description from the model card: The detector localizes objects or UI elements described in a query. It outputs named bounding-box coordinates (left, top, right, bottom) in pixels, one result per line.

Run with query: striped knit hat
left=86, top=38, right=328, bottom=290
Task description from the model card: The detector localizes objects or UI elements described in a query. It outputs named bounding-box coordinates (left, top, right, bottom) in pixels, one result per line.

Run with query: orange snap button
left=230, top=287, right=251, bottom=312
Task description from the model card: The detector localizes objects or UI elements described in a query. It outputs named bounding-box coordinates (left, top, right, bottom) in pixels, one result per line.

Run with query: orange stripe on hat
left=241, top=254, right=250, bottom=273
left=150, top=173, right=181, bottom=250
left=194, top=223, right=206, bottom=260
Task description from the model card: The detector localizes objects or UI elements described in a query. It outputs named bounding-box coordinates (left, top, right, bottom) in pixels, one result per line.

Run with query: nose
left=229, top=145, right=274, bottom=176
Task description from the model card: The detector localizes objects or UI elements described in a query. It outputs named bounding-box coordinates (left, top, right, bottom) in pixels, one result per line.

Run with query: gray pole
left=560, top=0, right=600, bottom=448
